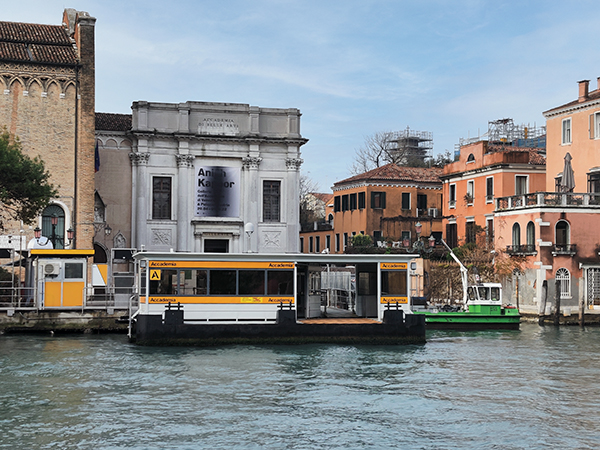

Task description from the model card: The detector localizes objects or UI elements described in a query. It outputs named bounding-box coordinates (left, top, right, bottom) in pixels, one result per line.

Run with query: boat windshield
left=467, top=286, right=478, bottom=301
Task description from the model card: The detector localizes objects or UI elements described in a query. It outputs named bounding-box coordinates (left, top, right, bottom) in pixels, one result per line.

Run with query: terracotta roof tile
left=96, top=113, right=132, bottom=132
left=335, top=163, right=442, bottom=186
left=0, top=21, right=77, bottom=65
left=311, top=192, right=334, bottom=203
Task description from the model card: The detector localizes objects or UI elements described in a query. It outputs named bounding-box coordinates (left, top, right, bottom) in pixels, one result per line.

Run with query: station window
left=238, top=270, right=265, bottom=295
left=381, top=271, right=407, bottom=296
left=210, top=270, right=237, bottom=295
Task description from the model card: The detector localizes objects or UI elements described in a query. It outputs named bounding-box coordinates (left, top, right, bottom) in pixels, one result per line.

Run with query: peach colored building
left=494, top=78, right=600, bottom=312
left=301, top=164, right=443, bottom=254
left=441, top=141, right=546, bottom=249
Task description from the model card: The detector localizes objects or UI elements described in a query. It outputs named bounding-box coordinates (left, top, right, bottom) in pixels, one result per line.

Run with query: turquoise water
left=1, top=324, right=599, bottom=449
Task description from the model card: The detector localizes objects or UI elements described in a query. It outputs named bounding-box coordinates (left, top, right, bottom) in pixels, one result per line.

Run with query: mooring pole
left=579, top=291, right=585, bottom=327
left=554, top=278, right=561, bottom=326
left=538, top=280, right=547, bottom=326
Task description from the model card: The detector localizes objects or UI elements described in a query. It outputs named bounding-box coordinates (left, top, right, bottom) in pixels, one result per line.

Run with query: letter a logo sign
left=150, top=270, right=161, bottom=281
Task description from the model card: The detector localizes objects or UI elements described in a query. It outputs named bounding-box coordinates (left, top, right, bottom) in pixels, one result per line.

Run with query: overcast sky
left=4, top=0, right=600, bottom=190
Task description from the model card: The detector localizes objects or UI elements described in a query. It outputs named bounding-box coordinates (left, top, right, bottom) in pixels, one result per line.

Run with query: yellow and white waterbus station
left=132, top=252, right=425, bottom=345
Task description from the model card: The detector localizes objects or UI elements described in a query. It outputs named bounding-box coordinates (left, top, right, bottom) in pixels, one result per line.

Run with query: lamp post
left=50, top=214, right=58, bottom=248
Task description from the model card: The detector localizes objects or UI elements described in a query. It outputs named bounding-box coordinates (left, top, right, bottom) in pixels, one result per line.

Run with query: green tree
left=0, top=129, right=57, bottom=230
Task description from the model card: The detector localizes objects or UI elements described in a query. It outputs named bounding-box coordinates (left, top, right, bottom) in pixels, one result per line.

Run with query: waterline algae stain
left=1, top=324, right=599, bottom=449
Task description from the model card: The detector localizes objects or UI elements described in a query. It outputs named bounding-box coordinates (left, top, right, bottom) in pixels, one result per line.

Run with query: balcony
left=506, top=244, right=537, bottom=256
left=552, top=244, right=577, bottom=256
left=496, top=192, right=600, bottom=211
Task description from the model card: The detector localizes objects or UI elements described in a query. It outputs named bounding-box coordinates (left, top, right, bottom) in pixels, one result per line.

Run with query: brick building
left=0, top=9, right=96, bottom=250
left=301, top=164, right=444, bottom=253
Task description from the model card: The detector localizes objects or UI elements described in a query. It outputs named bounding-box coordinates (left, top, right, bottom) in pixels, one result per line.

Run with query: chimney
left=597, top=77, right=600, bottom=91
left=578, top=79, right=590, bottom=102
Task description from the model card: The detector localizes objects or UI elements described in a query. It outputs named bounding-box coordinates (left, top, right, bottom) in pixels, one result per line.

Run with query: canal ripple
left=1, top=324, right=599, bottom=449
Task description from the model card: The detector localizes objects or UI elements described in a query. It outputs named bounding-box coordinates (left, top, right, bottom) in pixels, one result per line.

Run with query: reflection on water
left=1, top=324, right=599, bottom=449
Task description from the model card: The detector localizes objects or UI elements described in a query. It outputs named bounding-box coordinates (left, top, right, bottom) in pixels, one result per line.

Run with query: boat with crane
left=413, top=240, right=520, bottom=330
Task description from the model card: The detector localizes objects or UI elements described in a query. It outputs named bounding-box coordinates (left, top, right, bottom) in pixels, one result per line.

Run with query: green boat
left=414, top=283, right=520, bottom=330
left=412, top=240, right=520, bottom=330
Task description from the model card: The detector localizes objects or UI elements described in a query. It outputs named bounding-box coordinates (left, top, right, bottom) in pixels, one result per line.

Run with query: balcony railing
left=506, top=244, right=537, bottom=255
left=552, top=244, right=577, bottom=256
left=496, top=192, right=600, bottom=211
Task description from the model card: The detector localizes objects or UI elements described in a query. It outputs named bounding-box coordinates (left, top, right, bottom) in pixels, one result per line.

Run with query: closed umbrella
left=562, top=152, right=575, bottom=192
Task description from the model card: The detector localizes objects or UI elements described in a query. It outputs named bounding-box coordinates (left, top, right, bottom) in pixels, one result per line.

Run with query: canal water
left=1, top=324, right=599, bottom=450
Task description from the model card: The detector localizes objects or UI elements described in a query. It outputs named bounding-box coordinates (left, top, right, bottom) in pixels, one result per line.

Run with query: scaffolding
left=390, top=127, right=433, bottom=163
left=456, top=118, right=546, bottom=151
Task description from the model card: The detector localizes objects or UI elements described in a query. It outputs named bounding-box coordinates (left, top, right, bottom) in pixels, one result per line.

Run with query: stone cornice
left=333, top=181, right=442, bottom=192
left=129, top=130, right=308, bottom=147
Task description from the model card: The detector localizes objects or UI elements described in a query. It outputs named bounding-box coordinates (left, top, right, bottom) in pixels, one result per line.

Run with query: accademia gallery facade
left=127, top=100, right=308, bottom=253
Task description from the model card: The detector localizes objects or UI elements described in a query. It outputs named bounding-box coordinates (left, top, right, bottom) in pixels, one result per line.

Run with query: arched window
left=526, top=221, right=535, bottom=251
left=556, top=220, right=570, bottom=248
left=512, top=223, right=521, bottom=248
left=41, top=204, right=65, bottom=249
left=467, top=153, right=475, bottom=162
left=556, top=268, right=571, bottom=299
left=327, top=213, right=334, bottom=226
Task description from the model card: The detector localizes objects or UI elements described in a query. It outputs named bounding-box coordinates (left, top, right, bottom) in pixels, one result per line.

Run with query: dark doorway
left=204, top=239, right=229, bottom=253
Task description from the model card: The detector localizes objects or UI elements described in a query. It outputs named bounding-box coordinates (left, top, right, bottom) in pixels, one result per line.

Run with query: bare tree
left=349, top=130, right=437, bottom=174
left=350, top=131, right=400, bottom=174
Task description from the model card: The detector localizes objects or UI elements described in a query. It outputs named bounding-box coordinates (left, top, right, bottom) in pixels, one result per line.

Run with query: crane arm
left=440, top=239, right=468, bottom=306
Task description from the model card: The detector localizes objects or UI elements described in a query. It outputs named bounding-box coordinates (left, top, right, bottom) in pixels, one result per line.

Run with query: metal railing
left=506, top=244, right=537, bottom=255
left=552, top=244, right=577, bottom=255
left=496, top=192, right=600, bottom=211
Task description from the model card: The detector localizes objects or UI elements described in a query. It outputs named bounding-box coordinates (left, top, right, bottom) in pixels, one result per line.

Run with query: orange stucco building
left=301, top=164, right=443, bottom=254
left=441, top=141, right=546, bottom=248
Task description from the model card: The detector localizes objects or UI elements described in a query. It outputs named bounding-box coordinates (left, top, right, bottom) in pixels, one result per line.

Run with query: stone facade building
left=96, top=101, right=307, bottom=255
left=0, top=9, right=96, bottom=250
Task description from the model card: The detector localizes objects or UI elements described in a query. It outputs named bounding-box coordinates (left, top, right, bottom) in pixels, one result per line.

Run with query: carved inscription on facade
left=198, top=118, right=239, bottom=136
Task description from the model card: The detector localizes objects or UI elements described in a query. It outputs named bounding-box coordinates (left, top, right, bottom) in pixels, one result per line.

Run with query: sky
left=3, top=0, right=600, bottom=191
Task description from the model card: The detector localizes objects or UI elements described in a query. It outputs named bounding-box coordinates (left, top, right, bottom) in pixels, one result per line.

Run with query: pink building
left=495, top=79, right=600, bottom=312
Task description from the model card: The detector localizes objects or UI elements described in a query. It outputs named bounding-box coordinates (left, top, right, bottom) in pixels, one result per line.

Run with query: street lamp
left=50, top=214, right=58, bottom=248
left=67, top=228, right=74, bottom=247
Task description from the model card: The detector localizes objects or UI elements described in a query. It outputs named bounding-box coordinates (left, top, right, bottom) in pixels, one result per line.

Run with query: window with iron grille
left=152, top=177, right=171, bottom=220
left=263, top=180, right=281, bottom=222
left=556, top=268, right=571, bottom=299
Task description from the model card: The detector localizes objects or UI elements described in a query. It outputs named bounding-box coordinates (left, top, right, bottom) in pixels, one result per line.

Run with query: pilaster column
left=176, top=153, right=195, bottom=251
left=242, top=156, right=262, bottom=252
left=129, top=151, right=150, bottom=248
left=286, top=157, right=303, bottom=253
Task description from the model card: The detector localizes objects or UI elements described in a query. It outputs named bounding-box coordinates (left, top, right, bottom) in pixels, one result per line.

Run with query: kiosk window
left=64, top=263, right=83, bottom=279
left=381, top=271, right=407, bottom=296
